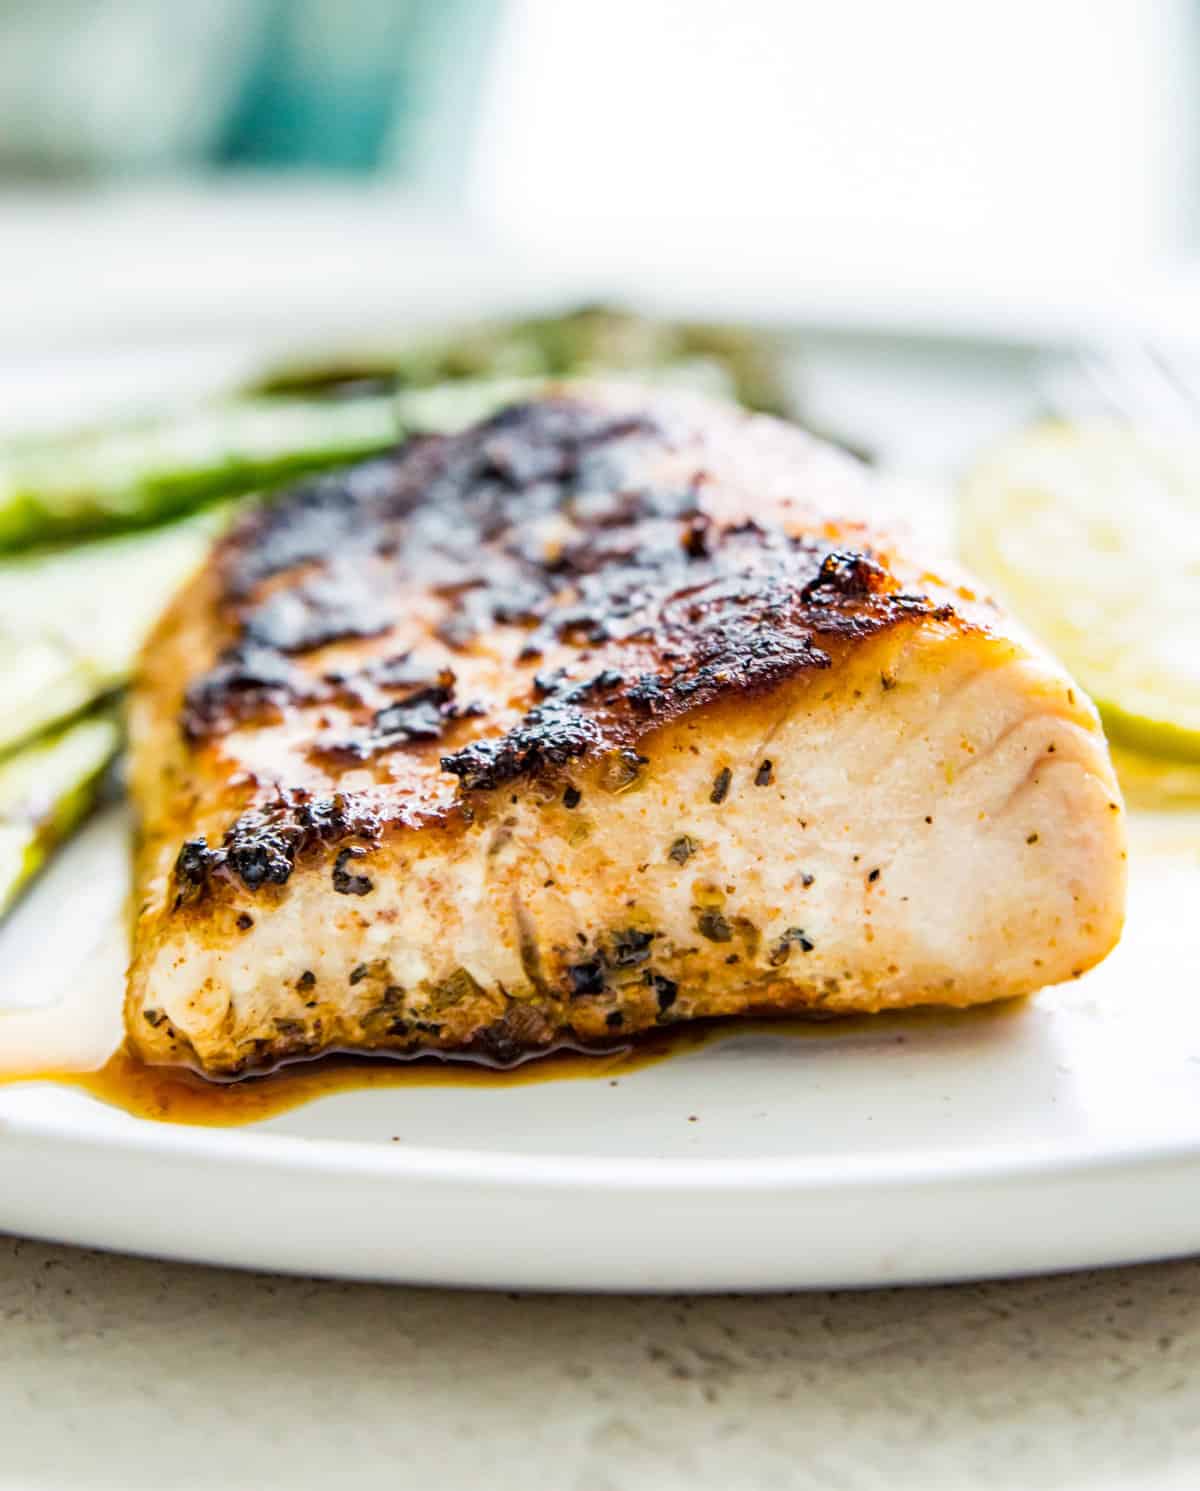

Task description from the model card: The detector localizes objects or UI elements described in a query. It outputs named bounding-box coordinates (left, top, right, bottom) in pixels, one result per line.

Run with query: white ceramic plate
left=2, top=323, right=1198, bottom=1291
left=1, top=806, right=1198, bottom=1291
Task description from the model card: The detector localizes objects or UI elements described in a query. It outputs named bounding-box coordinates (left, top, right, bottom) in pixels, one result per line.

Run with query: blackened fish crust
left=183, top=393, right=950, bottom=812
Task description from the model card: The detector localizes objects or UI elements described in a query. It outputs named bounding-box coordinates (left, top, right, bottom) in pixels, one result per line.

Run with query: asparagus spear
left=389, top=360, right=740, bottom=436
left=253, top=305, right=795, bottom=415
left=0, top=710, right=120, bottom=918
left=0, top=394, right=399, bottom=552
left=0, top=310, right=794, bottom=554
left=0, top=514, right=224, bottom=918
left=0, top=509, right=225, bottom=757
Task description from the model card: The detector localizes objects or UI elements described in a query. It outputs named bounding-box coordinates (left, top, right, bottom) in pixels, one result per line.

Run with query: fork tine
left=1146, top=344, right=1200, bottom=417
left=1039, top=342, right=1200, bottom=430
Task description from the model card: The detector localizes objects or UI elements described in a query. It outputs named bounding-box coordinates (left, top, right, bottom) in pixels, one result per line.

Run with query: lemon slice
left=960, top=420, right=1200, bottom=762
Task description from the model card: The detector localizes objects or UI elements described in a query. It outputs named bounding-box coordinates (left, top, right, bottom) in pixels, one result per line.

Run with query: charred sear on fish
left=125, top=383, right=1127, bottom=1075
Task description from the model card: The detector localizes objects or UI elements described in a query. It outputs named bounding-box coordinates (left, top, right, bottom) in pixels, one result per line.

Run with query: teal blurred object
left=0, top=0, right=503, bottom=181
left=218, top=0, right=504, bottom=174
left=218, top=0, right=411, bottom=170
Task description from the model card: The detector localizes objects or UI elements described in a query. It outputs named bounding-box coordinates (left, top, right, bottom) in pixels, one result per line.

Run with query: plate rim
left=7, top=1077, right=1200, bottom=1193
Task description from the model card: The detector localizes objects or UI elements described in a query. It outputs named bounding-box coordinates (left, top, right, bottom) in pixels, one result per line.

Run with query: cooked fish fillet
left=126, top=384, right=1127, bottom=1075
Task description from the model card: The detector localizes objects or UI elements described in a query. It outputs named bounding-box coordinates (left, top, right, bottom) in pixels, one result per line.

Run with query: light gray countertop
left=2, top=1236, right=1198, bottom=1491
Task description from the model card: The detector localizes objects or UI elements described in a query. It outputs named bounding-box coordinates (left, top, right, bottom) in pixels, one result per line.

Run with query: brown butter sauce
left=62, top=1029, right=712, bottom=1127
left=4, top=1002, right=1025, bottom=1129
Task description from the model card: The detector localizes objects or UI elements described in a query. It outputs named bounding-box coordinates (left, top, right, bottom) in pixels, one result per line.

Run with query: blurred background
left=1, top=0, right=1199, bottom=363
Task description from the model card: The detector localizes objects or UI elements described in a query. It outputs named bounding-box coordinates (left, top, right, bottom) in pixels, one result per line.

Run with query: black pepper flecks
left=645, top=971, right=678, bottom=1014
left=332, top=846, right=373, bottom=896
left=768, top=927, right=815, bottom=965
left=754, top=759, right=773, bottom=786
left=597, top=748, right=647, bottom=793
left=567, top=960, right=607, bottom=997
left=710, top=767, right=732, bottom=804
left=469, top=1020, right=524, bottom=1065
left=668, top=835, right=697, bottom=865
left=608, top=928, right=656, bottom=968
left=696, top=908, right=733, bottom=942
left=681, top=511, right=713, bottom=558
left=562, top=784, right=582, bottom=809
